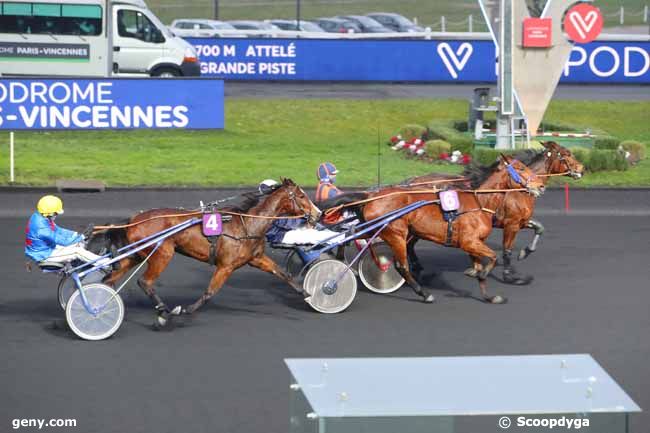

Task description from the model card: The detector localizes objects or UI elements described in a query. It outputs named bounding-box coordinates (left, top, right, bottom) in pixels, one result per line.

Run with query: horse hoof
left=170, top=305, right=182, bottom=315
left=154, top=314, right=169, bottom=330
left=422, top=294, right=435, bottom=303
left=518, top=248, right=532, bottom=261
left=489, top=295, right=508, bottom=304
left=464, top=268, right=478, bottom=278
left=503, top=274, right=534, bottom=285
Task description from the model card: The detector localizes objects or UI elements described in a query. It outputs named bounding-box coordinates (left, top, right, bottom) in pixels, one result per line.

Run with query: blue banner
left=189, top=38, right=650, bottom=84
left=0, top=78, right=224, bottom=130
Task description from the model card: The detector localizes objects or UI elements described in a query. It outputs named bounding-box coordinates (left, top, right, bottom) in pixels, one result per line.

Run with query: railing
left=177, top=28, right=650, bottom=42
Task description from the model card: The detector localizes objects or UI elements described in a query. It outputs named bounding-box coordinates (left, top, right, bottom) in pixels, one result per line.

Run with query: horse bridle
left=287, top=188, right=317, bottom=224
left=545, top=150, right=578, bottom=178
left=505, top=159, right=536, bottom=189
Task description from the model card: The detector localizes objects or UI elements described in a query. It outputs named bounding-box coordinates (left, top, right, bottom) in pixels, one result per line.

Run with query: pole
left=10, top=131, right=15, bottom=183
left=296, top=0, right=301, bottom=29
left=620, top=7, right=624, bottom=25
left=564, top=183, right=570, bottom=213
left=214, top=0, right=219, bottom=20
left=441, top=16, right=446, bottom=32
left=645, top=6, right=648, bottom=24
left=469, top=14, right=473, bottom=33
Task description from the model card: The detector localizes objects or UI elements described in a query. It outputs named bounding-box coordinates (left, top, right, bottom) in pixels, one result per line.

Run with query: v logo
left=568, top=10, right=599, bottom=40
left=437, top=43, right=473, bottom=79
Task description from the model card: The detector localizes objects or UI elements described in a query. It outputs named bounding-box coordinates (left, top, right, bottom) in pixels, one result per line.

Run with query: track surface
left=225, top=82, right=650, bottom=101
left=1, top=189, right=648, bottom=433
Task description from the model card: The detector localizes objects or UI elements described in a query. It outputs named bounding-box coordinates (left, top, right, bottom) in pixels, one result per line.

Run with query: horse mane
left=512, top=149, right=544, bottom=167
left=318, top=191, right=369, bottom=210
left=462, top=149, right=544, bottom=188
left=228, top=178, right=296, bottom=212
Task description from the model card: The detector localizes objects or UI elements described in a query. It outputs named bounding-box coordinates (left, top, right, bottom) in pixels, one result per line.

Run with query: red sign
left=523, top=18, right=552, bottom=48
left=564, top=3, right=604, bottom=44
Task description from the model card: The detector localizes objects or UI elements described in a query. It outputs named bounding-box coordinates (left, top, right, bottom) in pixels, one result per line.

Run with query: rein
left=323, top=187, right=529, bottom=216
left=537, top=171, right=571, bottom=178
left=93, top=206, right=307, bottom=232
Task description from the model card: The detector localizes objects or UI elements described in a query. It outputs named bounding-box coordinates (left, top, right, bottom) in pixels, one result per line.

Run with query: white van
left=0, top=0, right=200, bottom=77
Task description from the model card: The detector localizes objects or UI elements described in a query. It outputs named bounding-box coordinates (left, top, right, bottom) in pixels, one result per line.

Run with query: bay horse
left=96, top=179, right=320, bottom=326
left=323, top=155, right=545, bottom=304
left=406, top=142, right=584, bottom=284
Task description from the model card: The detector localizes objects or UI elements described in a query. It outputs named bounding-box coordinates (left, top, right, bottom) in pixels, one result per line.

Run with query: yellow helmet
left=37, top=195, right=64, bottom=216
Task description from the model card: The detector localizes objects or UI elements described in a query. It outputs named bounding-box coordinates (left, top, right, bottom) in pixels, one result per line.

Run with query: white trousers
left=281, top=228, right=345, bottom=246
left=46, top=243, right=109, bottom=266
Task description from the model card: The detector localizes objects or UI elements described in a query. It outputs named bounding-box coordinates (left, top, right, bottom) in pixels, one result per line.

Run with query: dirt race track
left=1, top=189, right=648, bottom=433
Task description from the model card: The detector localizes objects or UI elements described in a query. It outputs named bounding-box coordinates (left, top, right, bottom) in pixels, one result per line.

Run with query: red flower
left=439, top=152, right=450, bottom=160
left=462, top=154, right=472, bottom=165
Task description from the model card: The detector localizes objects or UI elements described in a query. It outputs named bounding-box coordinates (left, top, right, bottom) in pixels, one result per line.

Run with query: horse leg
left=460, top=239, right=506, bottom=304
left=463, top=255, right=483, bottom=278
left=183, top=266, right=236, bottom=314
left=502, top=223, right=533, bottom=285
left=102, top=257, right=138, bottom=286
left=406, top=237, right=424, bottom=279
left=249, top=254, right=303, bottom=294
left=382, top=231, right=434, bottom=304
left=518, top=219, right=545, bottom=261
left=134, top=244, right=178, bottom=325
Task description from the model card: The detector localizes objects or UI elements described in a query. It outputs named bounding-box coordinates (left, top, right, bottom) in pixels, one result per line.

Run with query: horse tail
left=87, top=220, right=129, bottom=256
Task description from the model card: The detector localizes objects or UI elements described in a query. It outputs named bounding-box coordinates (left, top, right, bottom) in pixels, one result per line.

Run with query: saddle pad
left=439, top=190, right=460, bottom=212
left=202, top=212, right=223, bottom=236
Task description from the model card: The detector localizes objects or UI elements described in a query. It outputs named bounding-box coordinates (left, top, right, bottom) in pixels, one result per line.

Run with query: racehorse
left=323, top=155, right=545, bottom=304
left=405, top=142, right=584, bottom=284
left=95, top=179, right=320, bottom=325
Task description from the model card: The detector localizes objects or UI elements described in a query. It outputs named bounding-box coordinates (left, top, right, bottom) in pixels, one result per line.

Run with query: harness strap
left=208, top=236, right=218, bottom=266
left=445, top=219, right=455, bottom=247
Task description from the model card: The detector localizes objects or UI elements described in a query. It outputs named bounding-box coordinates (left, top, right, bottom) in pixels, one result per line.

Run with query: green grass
left=0, top=99, right=648, bottom=188
left=150, top=0, right=648, bottom=30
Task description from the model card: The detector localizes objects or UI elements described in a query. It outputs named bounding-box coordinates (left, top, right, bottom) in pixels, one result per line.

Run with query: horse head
left=542, top=141, right=585, bottom=180
left=275, top=178, right=322, bottom=223
left=498, top=154, right=546, bottom=197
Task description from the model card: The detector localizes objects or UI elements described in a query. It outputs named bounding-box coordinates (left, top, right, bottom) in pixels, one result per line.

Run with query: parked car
left=228, top=20, right=281, bottom=31
left=268, top=20, right=324, bottom=32
left=366, top=13, right=424, bottom=32
left=169, top=19, right=237, bottom=37
left=315, top=17, right=360, bottom=33
left=336, top=15, right=391, bottom=33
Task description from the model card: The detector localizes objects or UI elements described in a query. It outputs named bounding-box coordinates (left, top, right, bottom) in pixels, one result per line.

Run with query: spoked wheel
left=57, top=272, right=105, bottom=310
left=65, top=283, right=124, bottom=341
left=343, top=240, right=367, bottom=273
left=284, top=250, right=305, bottom=280
left=303, top=259, right=357, bottom=314
left=358, top=242, right=405, bottom=294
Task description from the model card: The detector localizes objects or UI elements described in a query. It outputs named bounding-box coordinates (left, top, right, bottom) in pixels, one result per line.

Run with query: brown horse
left=97, top=179, right=320, bottom=325
left=406, top=142, right=584, bottom=284
left=353, top=155, right=545, bottom=304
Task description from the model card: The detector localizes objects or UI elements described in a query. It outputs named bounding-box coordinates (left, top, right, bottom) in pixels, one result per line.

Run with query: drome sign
left=0, top=79, right=224, bottom=130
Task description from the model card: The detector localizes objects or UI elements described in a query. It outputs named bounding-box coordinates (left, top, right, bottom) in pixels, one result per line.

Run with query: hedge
left=425, top=140, right=452, bottom=157
left=619, top=140, right=646, bottom=164
left=398, top=124, right=427, bottom=141
left=426, top=120, right=474, bottom=155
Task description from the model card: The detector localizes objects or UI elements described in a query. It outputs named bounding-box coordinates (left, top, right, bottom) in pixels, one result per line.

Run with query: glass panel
left=3, top=2, right=32, bottom=15
left=62, top=5, right=101, bottom=19
left=33, top=3, right=60, bottom=17
left=288, top=356, right=638, bottom=432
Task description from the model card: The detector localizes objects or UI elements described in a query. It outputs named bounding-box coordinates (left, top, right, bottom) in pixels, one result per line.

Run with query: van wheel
left=152, top=68, right=180, bottom=78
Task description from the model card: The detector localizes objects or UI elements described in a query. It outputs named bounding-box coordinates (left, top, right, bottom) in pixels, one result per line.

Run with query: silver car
left=170, top=19, right=238, bottom=38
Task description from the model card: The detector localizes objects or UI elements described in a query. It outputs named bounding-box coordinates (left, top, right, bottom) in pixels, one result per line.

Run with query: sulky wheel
left=358, top=242, right=405, bottom=294
left=284, top=250, right=305, bottom=280
left=303, top=259, right=357, bottom=314
left=57, top=271, right=104, bottom=310
left=65, top=283, right=124, bottom=341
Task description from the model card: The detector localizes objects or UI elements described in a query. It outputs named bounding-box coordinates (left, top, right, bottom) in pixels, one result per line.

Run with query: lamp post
left=214, top=0, right=219, bottom=20
left=296, top=0, right=301, bottom=29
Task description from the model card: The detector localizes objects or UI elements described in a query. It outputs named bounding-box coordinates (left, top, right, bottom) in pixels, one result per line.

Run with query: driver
left=260, top=180, right=344, bottom=246
left=25, top=195, right=110, bottom=268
